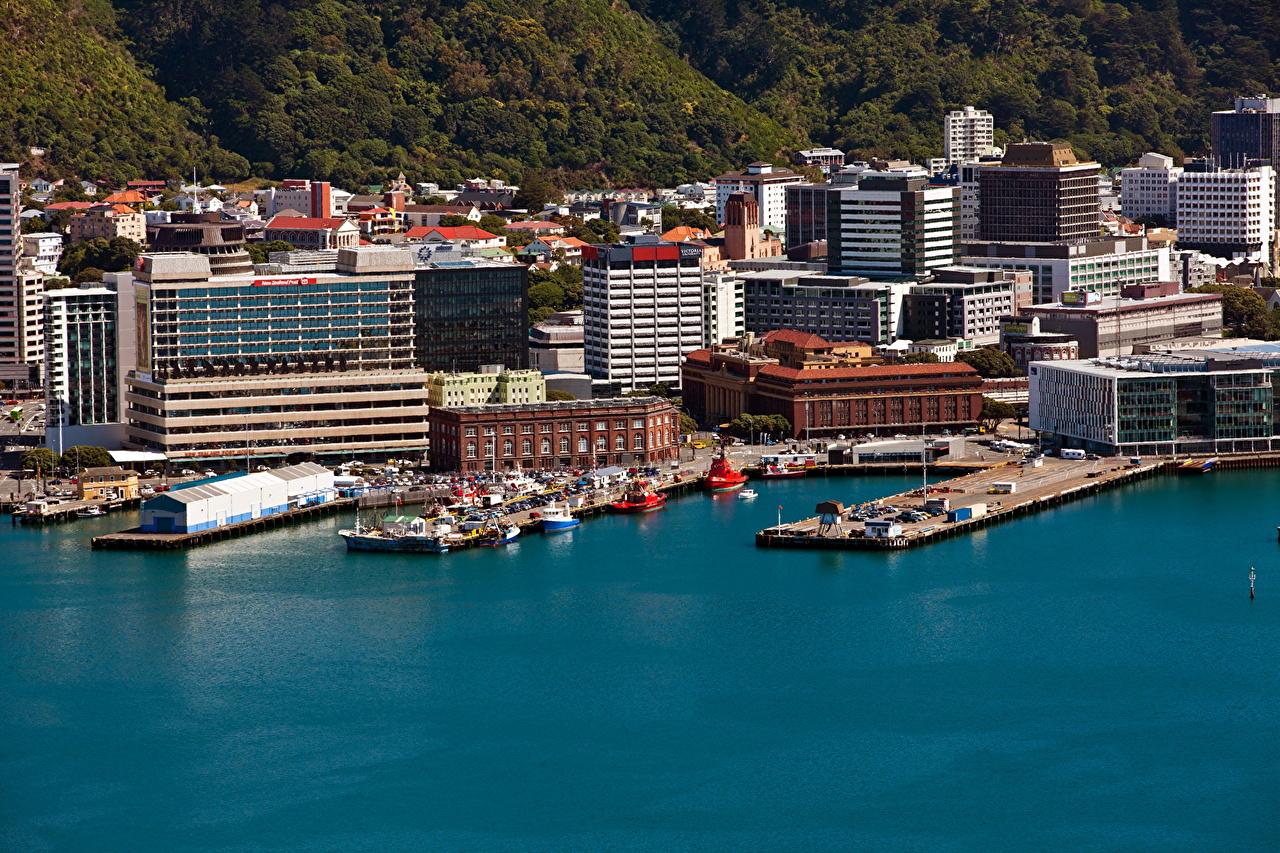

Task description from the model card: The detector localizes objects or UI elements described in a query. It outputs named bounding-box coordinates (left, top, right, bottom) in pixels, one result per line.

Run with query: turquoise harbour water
left=2, top=472, right=1279, bottom=850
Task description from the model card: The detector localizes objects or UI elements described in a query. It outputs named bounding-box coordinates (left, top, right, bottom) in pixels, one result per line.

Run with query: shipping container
left=946, top=506, right=972, bottom=522
left=1060, top=449, right=1086, bottom=460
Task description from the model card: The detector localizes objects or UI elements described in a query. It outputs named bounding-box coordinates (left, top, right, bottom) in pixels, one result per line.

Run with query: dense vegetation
left=9, top=0, right=1280, bottom=185
left=638, top=0, right=1280, bottom=166
left=0, top=0, right=246, bottom=182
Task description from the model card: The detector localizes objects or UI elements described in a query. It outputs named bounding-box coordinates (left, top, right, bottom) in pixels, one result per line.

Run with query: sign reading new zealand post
left=251, top=277, right=319, bottom=287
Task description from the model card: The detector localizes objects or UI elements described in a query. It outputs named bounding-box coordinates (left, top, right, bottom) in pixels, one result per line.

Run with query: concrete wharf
left=91, top=499, right=356, bottom=551
left=757, top=456, right=1166, bottom=551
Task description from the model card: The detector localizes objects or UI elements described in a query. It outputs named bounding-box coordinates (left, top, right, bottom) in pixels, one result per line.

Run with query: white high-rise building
left=827, top=169, right=959, bottom=278
left=1120, top=152, right=1182, bottom=223
left=702, top=271, right=745, bottom=347
left=712, top=162, right=805, bottom=234
left=1175, top=161, right=1275, bottom=261
left=582, top=237, right=705, bottom=392
left=943, top=106, right=996, bottom=165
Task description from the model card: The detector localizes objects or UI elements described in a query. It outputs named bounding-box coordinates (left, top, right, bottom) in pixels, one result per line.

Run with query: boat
left=705, top=448, right=749, bottom=493
left=1178, top=457, right=1218, bottom=474
left=541, top=504, right=581, bottom=532
left=75, top=505, right=105, bottom=518
left=480, top=523, right=521, bottom=547
left=760, top=464, right=807, bottom=479
left=609, top=479, right=668, bottom=514
left=339, top=514, right=452, bottom=554
left=738, top=488, right=758, bottom=500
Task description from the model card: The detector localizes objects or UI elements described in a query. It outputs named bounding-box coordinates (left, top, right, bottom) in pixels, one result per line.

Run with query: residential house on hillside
left=402, top=204, right=481, bottom=228
left=404, top=225, right=506, bottom=250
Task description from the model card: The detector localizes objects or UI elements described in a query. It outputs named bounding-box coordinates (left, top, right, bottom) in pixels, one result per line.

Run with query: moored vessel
left=760, top=464, right=807, bottom=479
left=609, top=479, right=667, bottom=514
left=738, top=488, right=758, bottom=500
left=541, top=504, right=581, bottom=532
left=705, top=448, right=749, bottom=493
left=339, top=514, right=452, bottom=553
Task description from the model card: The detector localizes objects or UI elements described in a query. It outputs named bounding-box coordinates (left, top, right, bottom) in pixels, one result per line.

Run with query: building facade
left=712, top=162, right=805, bottom=232
left=682, top=343, right=983, bottom=437
left=826, top=170, right=959, bottom=278
left=943, top=106, right=996, bottom=165
left=784, top=184, right=829, bottom=250
left=740, top=269, right=910, bottom=345
left=702, top=271, right=745, bottom=346
left=22, top=232, right=62, bottom=275
left=1120, top=152, right=1181, bottom=223
left=902, top=267, right=1025, bottom=346
left=1029, top=350, right=1280, bottom=455
left=44, top=285, right=120, bottom=430
left=529, top=310, right=585, bottom=373
left=1173, top=161, right=1275, bottom=262
left=412, top=258, right=529, bottom=372
left=977, top=143, right=1100, bottom=243
left=428, top=397, right=680, bottom=472
left=427, top=367, right=546, bottom=408
left=1211, top=95, right=1280, bottom=207
left=1021, top=287, right=1224, bottom=358
left=582, top=238, right=704, bottom=392
left=263, top=216, right=360, bottom=250
left=124, top=249, right=432, bottom=464
left=961, top=236, right=1171, bottom=304
left=68, top=205, right=147, bottom=244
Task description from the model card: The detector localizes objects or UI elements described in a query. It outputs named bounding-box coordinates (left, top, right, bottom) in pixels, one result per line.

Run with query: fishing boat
left=75, top=505, right=105, bottom=518
left=1178, top=457, right=1218, bottom=474
left=609, top=479, right=667, bottom=514
left=760, top=463, right=807, bottom=479
left=705, top=448, right=749, bottom=493
left=480, top=523, right=521, bottom=547
left=738, top=488, right=758, bottom=500
left=541, top=504, right=581, bottom=532
left=339, top=513, right=452, bottom=554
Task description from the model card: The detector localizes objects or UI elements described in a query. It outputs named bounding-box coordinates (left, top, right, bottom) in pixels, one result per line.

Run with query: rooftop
left=436, top=396, right=671, bottom=416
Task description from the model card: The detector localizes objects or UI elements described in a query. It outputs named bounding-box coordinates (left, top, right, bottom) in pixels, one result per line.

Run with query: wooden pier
left=17, top=496, right=143, bottom=525
left=757, top=457, right=1167, bottom=551
left=91, top=498, right=355, bottom=551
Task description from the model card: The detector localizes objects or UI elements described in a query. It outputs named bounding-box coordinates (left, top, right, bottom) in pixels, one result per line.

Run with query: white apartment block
left=1120, top=152, right=1181, bottom=223
left=0, top=163, right=41, bottom=371
left=582, top=239, right=705, bottom=392
left=827, top=170, right=959, bottom=278
left=1175, top=163, right=1275, bottom=261
left=702, top=271, right=745, bottom=346
left=957, top=158, right=1001, bottom=243
left=713, top=162, right=805, bottom=233
left=943, top=106, right=996, bottom=165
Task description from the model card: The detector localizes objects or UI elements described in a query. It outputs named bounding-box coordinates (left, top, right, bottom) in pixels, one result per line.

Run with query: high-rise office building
left=712, top=162, right=805, bottom=233
left=1211, top=95, right=1280, bottom=206
left=412, top=258, right=529, bottom=372
left=978, top=143, right=1100, bottom=243
left=943, top=106, right=996, bottom=165
left=1174, top=160, right=1275, bottom=262
left=784, top=184, right=829, bottom=250
left=582, top=236, right=704, bottom=392
left=124, top=247, right=432, bottom=464
left=44, top=286, right=120, bottom=430
left=826, top=169, right=959, bottom=278
left=1120, top=152, right=1182, bottom=223
left=0, top=163, right=30, bottom=368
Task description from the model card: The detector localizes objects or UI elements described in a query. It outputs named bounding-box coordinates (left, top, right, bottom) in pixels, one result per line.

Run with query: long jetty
left=757, top=456, right=1168, bottom=551
left=91, top=498, right=356, bottom=551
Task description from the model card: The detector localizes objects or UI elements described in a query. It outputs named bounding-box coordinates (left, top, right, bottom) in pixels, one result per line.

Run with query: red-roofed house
left=264, top=215, right=360, bottom=250
left=681, top=333, right=982, bottom=435
left=102, top=190, right=148, bottom=206
left=355, top=206, right=399, bottom=236
left=43, top=201, right=96, bottom=212
left=503, top=220, right=565, bottom=236
left=404, top=225, right=505, bottom=250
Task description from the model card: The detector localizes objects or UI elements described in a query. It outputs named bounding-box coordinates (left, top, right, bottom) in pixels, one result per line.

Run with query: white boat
left=738, top=489, right=759, bottom=500
left=541, top=504, right=581, bottom=532
left=75, top=505, right=105, bottom=517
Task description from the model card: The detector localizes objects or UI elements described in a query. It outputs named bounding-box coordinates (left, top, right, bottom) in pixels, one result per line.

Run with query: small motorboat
left=75, top=505, right=105, bottom=518
left=482, top=524, right=521, bottom=547
left=738, top=489, right=758, bottom=500
left=541, top=504, right=581, bottom=532
left=760, top=464, right=806, bottom=479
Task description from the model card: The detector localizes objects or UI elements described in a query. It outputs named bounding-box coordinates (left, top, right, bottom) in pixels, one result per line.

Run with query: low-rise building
left=263, top=215, right=360, bottom=250
left=404, top=225, right=505, bottom=250
left=795, top=148, right=846, bottom=173
left=427, top=366, right=546, bottom=408
left=21, top=232, right=62, bottom=275
left=1021, top=284, right=1223, bottom=357
left=961, top=236, right=1171, bottom=304
left=78, top=466, right=140, bottom=501
left=428, top=397, right=680, bottom=472
left=902, top=266, right=1029, bottom=346
left=1029, top=348, right=1280, bottom=455
left=68, top=204, right=147, bottom=244
left=529, top=310, right=585, bottom=373
left=681, top=331, right=982, bottom=435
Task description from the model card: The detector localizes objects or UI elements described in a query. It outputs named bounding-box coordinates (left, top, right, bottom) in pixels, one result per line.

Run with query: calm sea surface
left=2, top=472, right=1278, bottom=851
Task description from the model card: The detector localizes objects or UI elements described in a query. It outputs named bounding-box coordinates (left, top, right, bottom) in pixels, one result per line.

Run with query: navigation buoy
left=1250, top=566, right=1257, bottom=601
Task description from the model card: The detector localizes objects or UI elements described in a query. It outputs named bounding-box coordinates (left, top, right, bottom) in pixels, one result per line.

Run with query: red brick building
left=429, top=397, right=680, bottom=473
left=682, top=334, right=984, bottom=437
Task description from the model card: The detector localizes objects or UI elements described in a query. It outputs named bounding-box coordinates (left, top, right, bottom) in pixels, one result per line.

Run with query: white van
left=1060, top=449, right=1086, bottom=460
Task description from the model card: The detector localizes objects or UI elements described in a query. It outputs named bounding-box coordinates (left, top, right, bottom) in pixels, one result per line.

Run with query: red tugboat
left=609, top=479, right=668, bottom=514
left=705, top=448, right=749, bottom=493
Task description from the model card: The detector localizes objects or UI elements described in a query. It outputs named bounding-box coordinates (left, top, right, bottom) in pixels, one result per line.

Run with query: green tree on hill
left=957, top=348, right=1020, bottom=378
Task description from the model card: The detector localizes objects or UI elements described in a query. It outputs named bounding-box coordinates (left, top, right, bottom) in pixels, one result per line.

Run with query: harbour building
left=124, top=248, right=431, bottom=465
left=1029, top=347, right=1280, bottom=455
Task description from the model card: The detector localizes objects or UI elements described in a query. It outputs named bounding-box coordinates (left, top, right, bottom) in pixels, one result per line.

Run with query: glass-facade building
left=412, top=261, right=529, bottom=372
left=45, top=285, right=119, bottom=427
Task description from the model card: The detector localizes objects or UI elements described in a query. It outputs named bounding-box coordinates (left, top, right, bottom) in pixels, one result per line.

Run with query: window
left=503, top=440, right=514, bottom=456
left=559, top=437, right=570, bottom=453
left=502, top=425, right=514, bottom=435
left=522, top=439, right=532, bottom=456
left=576, top=421, right=588, bottom=431
left=558, top=421, right=570, bottom=432
left=615, top=419, right=626, bottom=429
left=522, top=424, right=533, bottom=434
left=466, top=442, right=477, bottom=458
left=483, top=426, right=495, bottom=436
left=595, top=436, right=607, bottom=451
left=540, top=438, right=551, bottom=455
left=577, top=437, right=588, bottom=452
left=615, top=434, right=625, bottom=450
left=540, top=423, right=552, bottom=433
left=595, top=421, right=607, bottom=431
left=632, top=418, right=644, bottom=428
left=465, top=426, right=477, bottom=437
left=633, top=433, right=644, bottom=450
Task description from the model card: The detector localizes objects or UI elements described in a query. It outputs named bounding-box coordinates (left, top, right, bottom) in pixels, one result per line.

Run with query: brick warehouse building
left=683, top=344, right=984, bottom=437
left=428, top=397, right=680, bottom=473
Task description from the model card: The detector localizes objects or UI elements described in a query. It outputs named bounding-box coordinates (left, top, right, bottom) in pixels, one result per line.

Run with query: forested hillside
left=6, top=0, right=1280, bottom=184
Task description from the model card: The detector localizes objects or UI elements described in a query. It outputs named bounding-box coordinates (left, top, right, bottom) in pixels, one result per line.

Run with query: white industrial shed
left=140, top=463, right=336, bottom=534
